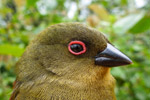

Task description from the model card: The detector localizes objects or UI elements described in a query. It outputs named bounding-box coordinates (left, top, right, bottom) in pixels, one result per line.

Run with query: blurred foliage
left=0, top=0, right=150, bottom=100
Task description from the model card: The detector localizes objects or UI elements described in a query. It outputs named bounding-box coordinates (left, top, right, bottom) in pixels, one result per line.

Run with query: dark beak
left=95, top=43, right=132, bottom=67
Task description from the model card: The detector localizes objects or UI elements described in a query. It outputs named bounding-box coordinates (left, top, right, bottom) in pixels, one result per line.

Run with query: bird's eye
left=68, top=41, right=86, bottom=55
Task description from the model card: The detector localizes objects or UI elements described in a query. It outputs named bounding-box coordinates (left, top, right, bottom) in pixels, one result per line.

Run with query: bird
left=10, top=23, right=132, bottom=100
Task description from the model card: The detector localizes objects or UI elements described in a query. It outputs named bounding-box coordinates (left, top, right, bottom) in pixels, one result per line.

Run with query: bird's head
left=16, top=23, right=132, bottom=84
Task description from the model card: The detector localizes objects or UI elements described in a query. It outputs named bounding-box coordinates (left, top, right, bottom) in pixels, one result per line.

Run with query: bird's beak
left=95, top=43, right=132, bottom=67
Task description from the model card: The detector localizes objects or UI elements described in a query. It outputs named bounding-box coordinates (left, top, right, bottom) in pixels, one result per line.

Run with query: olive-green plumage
left=10, top=23, right=118, bottom=100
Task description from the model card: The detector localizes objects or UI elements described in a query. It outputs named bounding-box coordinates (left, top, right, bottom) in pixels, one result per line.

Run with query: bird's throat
left=15, top=67, right=116, bottom=100
left=49, top=68, right=116, bottom=100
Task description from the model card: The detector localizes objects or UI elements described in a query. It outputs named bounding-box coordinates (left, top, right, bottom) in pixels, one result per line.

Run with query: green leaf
left=113, top=12, right=145, bottom=34
left=0, top=44, right=25, bottom=57
left=111, top=67, right=126, bottom=80
left=26, top=0, right=38, bottom=7
left=121, top=0, right=128, bottom=5
left=130, top=15, right=150, bottom=33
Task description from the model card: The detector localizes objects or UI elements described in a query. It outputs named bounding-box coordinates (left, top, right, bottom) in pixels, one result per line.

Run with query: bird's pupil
left=70, top=44, right=83, bottom=53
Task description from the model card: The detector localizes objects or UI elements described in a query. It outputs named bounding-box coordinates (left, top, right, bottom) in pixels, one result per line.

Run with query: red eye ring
left=68, top=40, right=86, bottom=55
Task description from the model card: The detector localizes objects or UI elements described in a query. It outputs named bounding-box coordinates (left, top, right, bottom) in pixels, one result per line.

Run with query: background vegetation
left=0, top=0, right=150, bottom=100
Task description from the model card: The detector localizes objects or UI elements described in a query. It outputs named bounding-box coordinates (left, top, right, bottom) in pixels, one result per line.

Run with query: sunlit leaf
left=14, top=0, right=26, bottom=8
left=88, top=4, right=109, bottom=21
left=26, top=0, right=38, bottom=7
left=87, top=15, right=100, bottom=27
left=121, top=0, right=128, bottom=5
left=113, top=12, right=145, bottom=34
left=0, top=44, right=25, bottom=57
left=130, top=15, right=150, bottom=33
